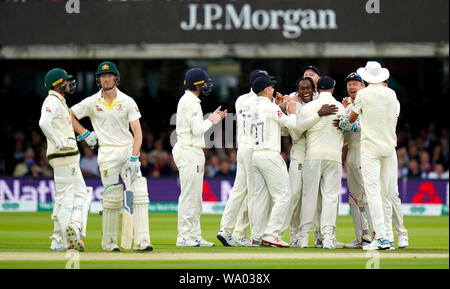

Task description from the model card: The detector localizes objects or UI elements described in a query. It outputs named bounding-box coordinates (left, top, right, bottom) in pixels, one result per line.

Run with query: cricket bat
left=121, top=169, right=134, bottom=249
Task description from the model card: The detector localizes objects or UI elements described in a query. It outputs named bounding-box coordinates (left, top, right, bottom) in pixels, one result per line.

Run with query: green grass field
left=0, top=212, right=448, bottom=269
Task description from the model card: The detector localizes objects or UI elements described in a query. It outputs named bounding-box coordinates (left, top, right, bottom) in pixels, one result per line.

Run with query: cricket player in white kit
left=70, top=61, right=153, bottom=252
left=335, top=72, right=374, bottom=249
left=249, top=75, right=298, bottom=248
left=297, top=76, right=346, bottom=249
left=217, top=69, right=273, bottom=247
left=282, top=77, right=339, bottom=246
left=39, top=68, right=92, bottom=252
left=349, top=61, right=400, bottom=250
left=381, top=80, right=409, bottom=249
left=173, top=68, right=227, bottom=247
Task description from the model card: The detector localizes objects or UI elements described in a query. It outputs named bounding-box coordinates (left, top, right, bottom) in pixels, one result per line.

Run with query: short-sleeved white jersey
left=71, top=88, right=141, bottom=147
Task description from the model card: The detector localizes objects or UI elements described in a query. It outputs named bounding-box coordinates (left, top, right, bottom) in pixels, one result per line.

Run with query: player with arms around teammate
left=348, top=61, right=399, bottom=250
left=283, top=77, right=339, bottom=247
left=173, top=68, right=227, bottom=247
left=70, top=61, right=153, bottom=252
left=250, top=75, right=297, bottom=248
left=39, top=68, right=92, bottom=251
left=217, top=69, right=273, bottom=247
left=296, top=76, right=346, bottom=249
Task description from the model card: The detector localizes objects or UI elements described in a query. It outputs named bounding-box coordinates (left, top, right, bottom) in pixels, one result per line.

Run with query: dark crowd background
left=0, top=57, right=448, bottom=180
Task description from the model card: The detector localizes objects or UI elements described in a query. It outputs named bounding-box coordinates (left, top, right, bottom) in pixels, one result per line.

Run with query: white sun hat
left=356, top=61, right=390, bottom=84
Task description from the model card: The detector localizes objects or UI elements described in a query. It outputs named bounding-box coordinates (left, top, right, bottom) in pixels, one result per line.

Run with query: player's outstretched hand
left=317, top=104, right=338, bottom=117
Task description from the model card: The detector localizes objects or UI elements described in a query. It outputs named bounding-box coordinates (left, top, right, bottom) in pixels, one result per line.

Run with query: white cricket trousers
left=360, top=149, right=397, bottom=240
left=172, top=143, right=205, bottom=240
left=283, top=159, right=303, bottom=240
left=381, top=149, right=408, bottom=241
left=299, top=159, right=342, bottom=241
left=220, top=147, right=254, bottom=236
left=346, top=145, right=374, bottom=241
left=52, top=162, right=89, bottom=238
left=251, top=150, right=291, bottom=240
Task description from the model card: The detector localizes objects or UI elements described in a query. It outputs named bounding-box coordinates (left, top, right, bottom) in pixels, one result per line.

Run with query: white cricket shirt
left=252, top=96, right=296, bottom=153
left=235, top=89, right=257, bottom=149
left=39, top=90, right=80, bottom=167
left=175, top=90, right=213, bottom=149
left=352, top=83, right=400, bottom=157
left=71, top=88, right=141, bottom=147
left=302, top=92, right=345, bottom=163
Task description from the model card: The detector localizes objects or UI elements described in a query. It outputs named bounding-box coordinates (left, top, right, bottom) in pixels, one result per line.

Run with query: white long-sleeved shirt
left=39, top=90, right=80, bottom=167
left=352, top=83, right=400, bottom=157
left=235, top=89, right=257, bottom=148
left=302, top=92, right=346, bottom=163
left=175, top=90, right=213, bottom=148
left=287, top=99, right=321, bottom=163
left=252, top=96, right=296, bottom=153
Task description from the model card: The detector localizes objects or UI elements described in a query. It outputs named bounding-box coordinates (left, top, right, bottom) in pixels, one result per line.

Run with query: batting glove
left=56, top=137, right=77, bottom=152
left=77, top=129, right=98, bottom=149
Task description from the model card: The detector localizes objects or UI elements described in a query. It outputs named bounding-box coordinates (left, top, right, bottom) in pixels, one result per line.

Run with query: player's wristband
left=130, top=153, right=140, bottom=162
left=77, top=129, right=90, bottom=141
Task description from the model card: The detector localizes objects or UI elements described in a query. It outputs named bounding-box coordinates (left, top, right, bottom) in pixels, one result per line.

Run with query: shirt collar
left=185, top=90, right=201, bottom=103
left=257, top=96, right=272, bottom=103
left=318, top=91, right=333, bottom=98
left=49, top=90, right=66, bottom=103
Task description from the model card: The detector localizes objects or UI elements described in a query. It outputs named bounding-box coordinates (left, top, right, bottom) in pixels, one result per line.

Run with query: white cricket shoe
left=344, top=239, right=371, bottom=249
left=297, top=237, right=309, bottom=248
left=197, top=238, right=215, bottom=247
left=216, top=230, right=236, bottom=247
left=363, top=238, right=391, bottom=250
left=262, top=235, right=290, bottom=248
left=398, top=236, right=409, bottom=249
left=322, top=238, right=336, bottom=249
left=176, top=237, right=200, bottom=247
left=334, top=240, right=344, bottom=249
left=233, top=236, right=252, bottom=247
left=66, top=223, right=85, bottom=252
left=50, top=234, right=68, bottom=251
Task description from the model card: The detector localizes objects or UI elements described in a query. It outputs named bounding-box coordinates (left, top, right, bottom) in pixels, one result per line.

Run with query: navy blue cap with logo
left=317, top=76, right=336, bottom=90
left=249, top=69, right=276, bottom=85
left=344, top=72, right=363, bottom=85
left=184, top=68, right=213, bottom=95
left=302, top=65, right=321, bottom=76
left=251, top=75, right=277, bottom=94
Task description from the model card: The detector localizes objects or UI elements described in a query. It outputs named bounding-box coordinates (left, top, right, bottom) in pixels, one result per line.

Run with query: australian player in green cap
left=39, top=68, right=92, bottom=252
left=70, top=61, right=153, bottom=252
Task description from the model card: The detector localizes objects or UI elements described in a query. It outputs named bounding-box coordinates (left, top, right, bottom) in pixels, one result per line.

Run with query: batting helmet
left=44, top=68, right=76, bottom=94
left=96, top=61, right=120, bottom=89
left=184, top=68, right=213, bottom=96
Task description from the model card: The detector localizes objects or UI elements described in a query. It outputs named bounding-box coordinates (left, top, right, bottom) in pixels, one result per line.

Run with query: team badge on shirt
left=277, top=110, right=282, bottom=117
left=45, top=107, right=51, bottom=113
left=96, top=105, right=103, bottom=112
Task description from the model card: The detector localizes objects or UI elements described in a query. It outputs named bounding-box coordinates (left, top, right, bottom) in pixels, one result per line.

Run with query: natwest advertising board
left=0, top=177, right=447, bottom=205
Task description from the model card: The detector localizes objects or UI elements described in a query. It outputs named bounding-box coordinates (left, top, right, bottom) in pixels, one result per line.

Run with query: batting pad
left=101, top=184, right=123, bottom=250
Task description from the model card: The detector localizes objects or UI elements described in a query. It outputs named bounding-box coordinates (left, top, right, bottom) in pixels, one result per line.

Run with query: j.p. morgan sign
left=180, top=3, right=337, bottom=39
left=0, top=0, right=447, bottom=45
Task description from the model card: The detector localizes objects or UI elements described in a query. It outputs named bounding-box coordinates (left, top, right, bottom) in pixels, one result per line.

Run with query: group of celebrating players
left=40, top=59, right=408, bottom=253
